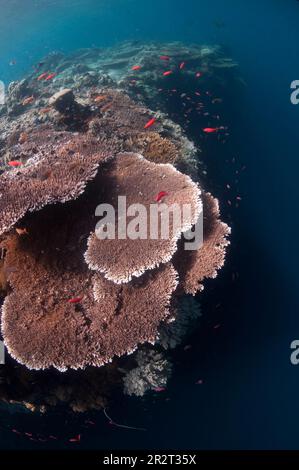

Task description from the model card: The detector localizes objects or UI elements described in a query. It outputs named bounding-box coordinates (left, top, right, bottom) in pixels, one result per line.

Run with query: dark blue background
left=0, top=0, right=299, bottom=450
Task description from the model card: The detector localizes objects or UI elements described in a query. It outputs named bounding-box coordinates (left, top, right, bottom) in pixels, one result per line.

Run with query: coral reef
left=0, top=41, right=234, bottom=411
left=158, top=296, right=202, bottom=350
left=123, top=349, right=172, bottom=397
left=173, top=192, right=231, bottom=295
left=85, top=152, right=201, bottom=283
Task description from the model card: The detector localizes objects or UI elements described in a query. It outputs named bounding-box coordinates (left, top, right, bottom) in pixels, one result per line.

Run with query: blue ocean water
left=0, top=0, right=299, bottom=450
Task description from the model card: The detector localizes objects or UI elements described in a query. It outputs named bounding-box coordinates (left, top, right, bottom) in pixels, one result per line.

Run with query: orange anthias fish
left=39, top=107, right=52, bottom=114
left=155, top=191, right=168, bottom=203
left=22, top=96, right=34, bottom=106
left=8, top=161, right=22, bottom=167
left=160, top=55, right=170, bottom=61
left=131, top=65, right=142, bottom=71
left=163, top=70, right=173, bottom=76
left=94, top=95, right=107, bottom=103
left=144, top=117, right=156, bottom=129
left=203, top=127, right=219, bottom=133
left=68, top=296, right=83, bottom=304
left=37, top=72, right=48, bottom=81
left=45, top=73, right=56, bottom=81
left=179, top=62, right=185, bottom=70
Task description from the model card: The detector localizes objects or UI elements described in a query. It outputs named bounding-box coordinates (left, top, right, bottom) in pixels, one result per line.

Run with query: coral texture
left=173, top=192, right=230, bottom=295
left=85, top=152, right=201, bottom=283
left=123, top=349, right=172, bottom=396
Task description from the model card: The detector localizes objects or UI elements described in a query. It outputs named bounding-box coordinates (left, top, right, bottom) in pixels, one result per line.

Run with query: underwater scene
left=0, top=0, right=299, bottom=462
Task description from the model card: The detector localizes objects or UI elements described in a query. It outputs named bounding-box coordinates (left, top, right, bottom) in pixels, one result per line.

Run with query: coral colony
left=0, top=42, right=233, bottom=412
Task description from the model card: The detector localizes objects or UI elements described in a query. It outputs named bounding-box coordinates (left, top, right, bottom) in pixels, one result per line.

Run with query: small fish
left=25, top=432, right=33, bottom=437
left=154, top=387, right=166, bottom=392
left=179, top=62, right=185, bottom=70
left=45, top=73, right=56, bottom=81
left=196, top=72, right=202, bottom=78
left=39, top=107, right=52, bottom=114
left=131, top=65, right=142, bottom=71
left=8, top=161, right=22, bottom=167
left=196, top=379, right=204, bottom=385
left=12, top=429, right=21, bottom=435
left=155, top=191, right=168, bottom=203
left=37, top=72, right=48, bottom=81
left=203, top=127, right=219, bottom=133
left=144, top=117, right=156, bottom=129
left=163, top=70, right=173, bottom=76
left=101, top=102, right=113, bottom=112
left=94, top=95, right=107, bottom=103
left=22, top=96, right=34, bottom=106
left=69, top=434, right=81, bottom=443
left=68, top=297, right=83, bottom=304
left=160, top=55, right=170, bottom=61
left=9, top=60, right=16, bottom=66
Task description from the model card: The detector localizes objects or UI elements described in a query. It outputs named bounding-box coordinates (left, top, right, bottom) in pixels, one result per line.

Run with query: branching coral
left=123, top=349, right=172, bottom=397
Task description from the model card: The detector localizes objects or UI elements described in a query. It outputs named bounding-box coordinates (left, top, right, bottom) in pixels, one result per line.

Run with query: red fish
left=69, top=434, right=81, bottom=443
left=37, top=72, right=48, bottom=81
left=154, top=387, right=166, bottom=392
left=22, top=96, right=35, bottom=106
left=45, top=73, right=56, bottom=81
left=179, top=62, right=185, bottom=70
left=144, top=117, right=156, bottom=129
left=163, top=70, right=173, bottom=76
left=131, top=65, right=141, bottom=71
left=155, top=191, right=168, bottom=203
left=160, top=55, right=170, bottom=61
left=196, top=72, right=202, bottom=78
left=8, top=161, right=22, bottom=167
left=68, top=296, right=83, bottom=304
left=203, top=127, right=219, bottom=133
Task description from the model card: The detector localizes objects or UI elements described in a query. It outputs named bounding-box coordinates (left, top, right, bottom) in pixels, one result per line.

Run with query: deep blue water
left=1, top=0, right=299, bottom=450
